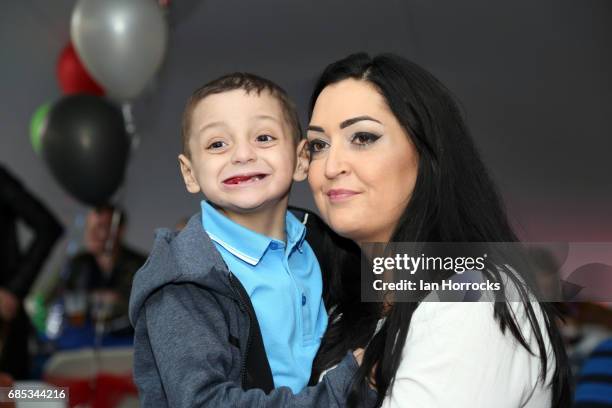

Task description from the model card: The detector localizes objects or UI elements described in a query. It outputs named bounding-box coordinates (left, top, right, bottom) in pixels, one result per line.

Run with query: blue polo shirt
left=201, top=201, right=328, bottom=393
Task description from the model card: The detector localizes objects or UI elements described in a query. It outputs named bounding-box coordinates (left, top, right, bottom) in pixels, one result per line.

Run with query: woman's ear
left=178, top=154, right=201, bottom=194
left=293, top=139, right=310, bottom=182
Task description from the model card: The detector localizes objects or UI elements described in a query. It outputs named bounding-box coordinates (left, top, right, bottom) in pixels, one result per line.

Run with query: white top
left=382, top=301, right=555, bottom=408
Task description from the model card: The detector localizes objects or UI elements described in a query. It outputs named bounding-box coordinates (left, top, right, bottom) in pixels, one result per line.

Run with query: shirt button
left=302, top=294, right=307, bottom=306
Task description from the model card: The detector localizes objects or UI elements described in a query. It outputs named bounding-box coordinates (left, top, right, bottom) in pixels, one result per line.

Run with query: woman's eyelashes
left=307, top=139, right=329, bottom=156
left=350, top=131, right=381, bottom=147
left=307, top=132, right=381, bottom=156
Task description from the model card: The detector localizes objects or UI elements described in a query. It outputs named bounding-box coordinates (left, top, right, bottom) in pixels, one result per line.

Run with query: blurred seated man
left=66, top=205, right=145, bottom=334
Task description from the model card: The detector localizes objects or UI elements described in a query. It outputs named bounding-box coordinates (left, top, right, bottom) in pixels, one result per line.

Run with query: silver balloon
left=71, top=0, right=168, bottom=100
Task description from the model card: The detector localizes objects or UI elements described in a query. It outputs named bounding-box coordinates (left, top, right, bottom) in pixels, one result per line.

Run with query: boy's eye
left=206, top=140, right=227, bottom=150
left=256, top=134, right=275, bottom=143
left=351, top=132, right=381, bottom=146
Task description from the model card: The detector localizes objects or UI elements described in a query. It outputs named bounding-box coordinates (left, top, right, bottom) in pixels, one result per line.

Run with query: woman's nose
left=324, top=144, right=349, bottom=179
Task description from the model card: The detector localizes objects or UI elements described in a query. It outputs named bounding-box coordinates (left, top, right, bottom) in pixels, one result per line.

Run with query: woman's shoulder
left=411, top=299, right=549, bottom=351
left=409, top=301, right=500, bottom=341
left=412, top=266, right=542, bottom=326
left=390, top=300, right=553, bottom=407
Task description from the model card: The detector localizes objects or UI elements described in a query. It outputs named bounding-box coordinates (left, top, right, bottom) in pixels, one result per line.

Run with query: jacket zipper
left=228, top=272, right=253, bottom=387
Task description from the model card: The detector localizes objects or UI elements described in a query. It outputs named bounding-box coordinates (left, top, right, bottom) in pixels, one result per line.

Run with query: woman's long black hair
left=308, top=53, right=571, bottom=407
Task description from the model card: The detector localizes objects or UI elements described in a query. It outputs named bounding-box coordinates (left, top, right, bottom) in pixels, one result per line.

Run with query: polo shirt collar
left=286, top=210, right=307, bottom=253
left=201, top=201, right=306, bottom=265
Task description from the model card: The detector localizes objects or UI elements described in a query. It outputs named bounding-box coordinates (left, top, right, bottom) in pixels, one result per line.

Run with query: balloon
left=42, top=95, right=130, bottom=206
left=57, top=43, right=105, bottom=95
left=71, top=0, right=168, bottom=100
left=30, top=102, right=51, bottom=154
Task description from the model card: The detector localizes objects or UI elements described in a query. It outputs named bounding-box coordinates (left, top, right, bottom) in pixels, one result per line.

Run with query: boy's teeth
left=227, top=174, right=265, bottom=184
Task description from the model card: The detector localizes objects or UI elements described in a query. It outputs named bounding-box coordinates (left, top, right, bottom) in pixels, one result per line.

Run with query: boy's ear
left=178, top=154, right=201, bottom=194
left=293, top=139, right=310, bottom=182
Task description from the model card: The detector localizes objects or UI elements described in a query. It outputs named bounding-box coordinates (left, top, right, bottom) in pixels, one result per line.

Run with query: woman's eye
left=308, top=139, right=328, bottom=154
left=207, top=140, right=226, bottom=150
left=351, top=132, right=381, bottom=146
left=256, top=134, right=275, bottom=143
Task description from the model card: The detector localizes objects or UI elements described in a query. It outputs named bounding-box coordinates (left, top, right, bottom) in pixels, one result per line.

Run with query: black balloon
left=42, top=94, right=129, bottom=206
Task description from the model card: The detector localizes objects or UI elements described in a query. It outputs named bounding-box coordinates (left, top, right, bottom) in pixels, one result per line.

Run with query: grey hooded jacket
left=128, top=210, right=372, bottom=407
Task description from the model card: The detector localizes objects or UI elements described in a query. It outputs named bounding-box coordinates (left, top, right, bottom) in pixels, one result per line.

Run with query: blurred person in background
left=0, top=164, right=63, bottom=379
left=66, top=205, right=145, bottom=332
left=572, top=334, right=612, bottom=407
left=529, top=246, right=564, bottom=301
left=528, top=246, right=612, bottom=405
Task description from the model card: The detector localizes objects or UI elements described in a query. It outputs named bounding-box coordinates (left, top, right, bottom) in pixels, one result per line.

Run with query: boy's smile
left=222, top=172, right=269, bottom=186
left=178, top=89, right=308, bottom=227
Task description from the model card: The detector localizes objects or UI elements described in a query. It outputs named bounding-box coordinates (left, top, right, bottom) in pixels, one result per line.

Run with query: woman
left=304, top=53, right=571, bottom=407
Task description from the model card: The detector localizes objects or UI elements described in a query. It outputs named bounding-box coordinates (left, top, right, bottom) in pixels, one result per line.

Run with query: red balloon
left=57, top=43, right=105, bottom=95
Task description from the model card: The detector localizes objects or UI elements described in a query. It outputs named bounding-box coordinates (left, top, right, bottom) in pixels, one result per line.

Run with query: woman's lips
left=327, top=189, right=360, bottom=203
left=223, top=173, right=268, bottom=186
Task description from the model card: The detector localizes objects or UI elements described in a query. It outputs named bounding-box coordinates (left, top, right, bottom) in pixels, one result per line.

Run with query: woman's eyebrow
left=307, top=125, right=325, bottom=133
left=307, top=115, right=382, bottom=133
left=340, top=115, right=381, bottom=129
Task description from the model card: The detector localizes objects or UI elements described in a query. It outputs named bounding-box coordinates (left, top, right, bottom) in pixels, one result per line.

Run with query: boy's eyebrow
left=198, top=121, right=227, bottom=134
left=254, top=114, right=281, bottom=123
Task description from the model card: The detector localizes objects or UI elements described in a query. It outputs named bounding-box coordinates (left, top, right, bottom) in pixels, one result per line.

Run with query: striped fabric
left=575, top=338, right=612, bottom=407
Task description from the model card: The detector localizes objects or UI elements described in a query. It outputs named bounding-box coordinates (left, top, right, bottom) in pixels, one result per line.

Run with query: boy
left=128, top=73, right=369, bottom=407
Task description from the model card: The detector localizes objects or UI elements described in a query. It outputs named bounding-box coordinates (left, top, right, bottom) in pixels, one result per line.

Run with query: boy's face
left=178, top=89, right=308, bottom=214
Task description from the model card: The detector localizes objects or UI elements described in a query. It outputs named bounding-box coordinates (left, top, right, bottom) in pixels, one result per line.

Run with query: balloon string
left=102, top=181, right=126, bottom=257
left=121, top=102, right=140, bottom=151
left=104, top=207, right=121, bottom=256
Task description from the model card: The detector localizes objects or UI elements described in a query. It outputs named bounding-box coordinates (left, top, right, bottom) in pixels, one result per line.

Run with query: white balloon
left=71, top=0, right=168, bottom=100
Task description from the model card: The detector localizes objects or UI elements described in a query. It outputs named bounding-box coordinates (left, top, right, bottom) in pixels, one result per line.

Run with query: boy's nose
left=231, top=142, right=257, bottom=164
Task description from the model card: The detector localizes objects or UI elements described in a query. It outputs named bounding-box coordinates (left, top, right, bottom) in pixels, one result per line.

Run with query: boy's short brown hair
left=181, top=73, right=303, bottom=158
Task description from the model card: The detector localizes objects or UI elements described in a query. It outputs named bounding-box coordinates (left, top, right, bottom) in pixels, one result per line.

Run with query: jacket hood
left=128, top=212, right=233, bottom=326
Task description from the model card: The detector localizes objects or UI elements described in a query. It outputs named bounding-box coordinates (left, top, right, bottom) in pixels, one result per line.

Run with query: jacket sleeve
left=134, top=283, right=375, bottom=408
left=0, top=166, right=64, bottom=298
